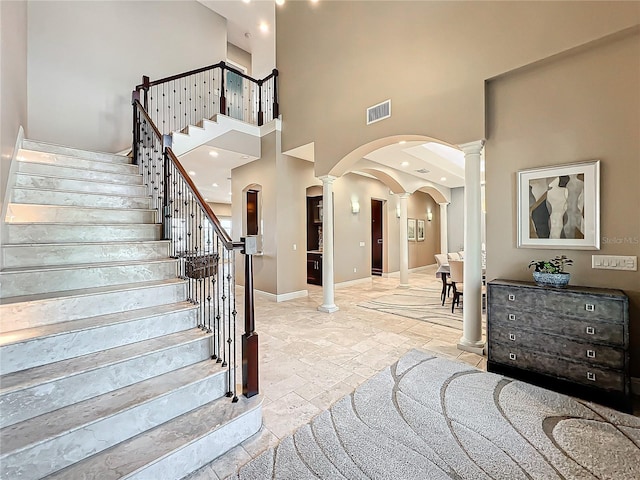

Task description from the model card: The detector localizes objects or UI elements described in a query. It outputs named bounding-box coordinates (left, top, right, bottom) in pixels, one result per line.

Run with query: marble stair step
left=44, top=394, right=262, bottom=480
left=15, top=172, right=148, bottom=196
left=11, top=187, right=151, bottom=209
left=0, top=361, right=227, bottom=480
left=0, top=329, right=213, bottom=428
left=18, top=148, right=137, bottom=175
left=0, top=301, right=198, bottom=374
left=17, top=160, right=143, bottom=185
left=4, top=222, right=162, bottom=244
left=5, top=203, right=157, bottom=224
left=0, top=278, right=188, bottom=332
left=2, top=240, right=170, bottom=268
left=0, top=258, right=178, bottom=298
left=22, top=139, right=131, bottom=164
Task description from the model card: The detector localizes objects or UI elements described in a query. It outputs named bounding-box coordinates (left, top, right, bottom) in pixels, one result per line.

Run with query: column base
left=318, top=304, right=339, bottom=313
left=398, top=283, right=410, bottom=289
left=457, top=340, right=486, bottom=356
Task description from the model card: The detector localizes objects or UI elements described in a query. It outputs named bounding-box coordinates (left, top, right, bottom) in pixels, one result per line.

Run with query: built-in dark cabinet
left=487, top=279, right=631, bottom=412
left=307, top=252, right=322, bottom=285
left=306, top=196, right=323, bottom=285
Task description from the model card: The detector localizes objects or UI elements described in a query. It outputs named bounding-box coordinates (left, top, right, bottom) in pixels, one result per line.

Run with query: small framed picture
left=517, top=160, right=600, bottom=249
left=417, top=219, right=425, bottom=241
left=407, top=218, right=416, bottom=241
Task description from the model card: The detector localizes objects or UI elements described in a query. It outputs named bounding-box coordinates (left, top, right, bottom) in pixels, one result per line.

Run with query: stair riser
left=2, top=242, right=169, bottom=269
left=1, top=371, right=226, bottom=480
left=22, top=140, right=131, bottom=164
left=129, top=403, right=262, bottom=480
left=0, top=308, right=198, bottom=374
left=18, top=150, right=137, bottom=175
left=0, top=261, right=178, bottom=298
left=0, top=281, right=187, bottom=333
left=4, top=224, right=162, bottom=244
left=6, top=204, right=156, bottom=224
left=0, top=336, right=212, bottom=428
left=11, top=188, right=151, bottom=209
left=14, top=173, right=148, bottom=196
left=17, top=161, right=142, bottom=185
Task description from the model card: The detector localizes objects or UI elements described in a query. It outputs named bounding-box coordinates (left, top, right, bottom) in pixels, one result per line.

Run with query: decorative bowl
left=533, top=272, right=570, bottom=288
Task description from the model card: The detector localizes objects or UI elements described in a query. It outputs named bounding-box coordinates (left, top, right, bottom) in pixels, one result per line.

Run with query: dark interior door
left=371, top=199, right=383, bottom=276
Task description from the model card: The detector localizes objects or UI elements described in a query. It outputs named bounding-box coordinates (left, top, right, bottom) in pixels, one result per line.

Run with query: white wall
left=27, top=1, right=228, bottom=153
left=1, top=0, right=28, bottom=211
left=447, top=187, right=464, bottom=253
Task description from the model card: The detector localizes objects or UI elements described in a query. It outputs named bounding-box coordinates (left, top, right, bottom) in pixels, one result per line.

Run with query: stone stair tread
left=0, top=301, right=196, bottom=347
left=17, top=162, right=143, bottom=184
left=12, top=185, right=151, bottom=200
left=1, top=239, right=169, bottom=249
left=43, top=395, right=262, bottom=480
left=0, top=277, right=184, bottom=308
left=0, top=361, right=224, bottom=456
left=7, top=203, right=156, bottom=214
left=0, top=257, right=177, bottom=274
left=19, top=148, right=133, bottom=168
left=0, top=329, right=210, bottom=395
left=22, top=140, right=131, bottom=164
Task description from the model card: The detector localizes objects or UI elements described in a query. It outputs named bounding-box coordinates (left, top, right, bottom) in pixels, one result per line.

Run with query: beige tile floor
left=194, top=265, right=485, bottom=479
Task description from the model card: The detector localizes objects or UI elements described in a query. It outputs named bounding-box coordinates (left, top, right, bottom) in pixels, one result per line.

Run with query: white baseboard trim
left=382, top=264, right=436, bottom=278
left=335, top=277, right=373, bottom=289
left=632, top=376, right=640, bottom=396
left=254, top=289, right=308, bottom=303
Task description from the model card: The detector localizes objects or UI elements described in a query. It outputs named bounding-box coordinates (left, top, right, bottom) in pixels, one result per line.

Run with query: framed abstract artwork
left=517, top=160, right=600, bottom=249
left=407, top=218, right=416, bottom=241
left=417, top=219, right=425, bottom=241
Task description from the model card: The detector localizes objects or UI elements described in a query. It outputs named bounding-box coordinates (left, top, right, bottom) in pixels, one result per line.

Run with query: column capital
left=438, top=201, right=450, bottom=207
left=398, top=192, right=411, bottom=199
left=318, top=175, right=338, bottom=184
left=458, top=139, right=485, bottom=156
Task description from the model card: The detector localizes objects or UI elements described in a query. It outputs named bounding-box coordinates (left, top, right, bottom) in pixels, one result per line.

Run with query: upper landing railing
left=134, top=62, right=278, bottom=136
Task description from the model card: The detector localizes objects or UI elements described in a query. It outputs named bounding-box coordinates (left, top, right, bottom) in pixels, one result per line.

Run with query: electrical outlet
left=592, top=255, right=637, bottom=271
left=359, top=241, right=365, bottom=247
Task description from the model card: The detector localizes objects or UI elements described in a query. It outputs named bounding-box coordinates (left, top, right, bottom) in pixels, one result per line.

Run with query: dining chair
left=434, top=254, right=453, bottom=305
left=449, top=260, right=464, bottom=313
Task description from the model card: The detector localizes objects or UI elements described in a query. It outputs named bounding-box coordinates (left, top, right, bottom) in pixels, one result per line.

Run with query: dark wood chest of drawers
left=487, top=279, right=631, bottom=411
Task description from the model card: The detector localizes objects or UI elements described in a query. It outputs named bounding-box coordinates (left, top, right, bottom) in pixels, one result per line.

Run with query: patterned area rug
left=226, top=350, right=640, bottom=479
left=358, top=287, right=464, bottom=330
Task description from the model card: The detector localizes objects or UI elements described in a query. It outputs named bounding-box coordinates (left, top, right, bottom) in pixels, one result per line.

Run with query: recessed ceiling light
left=241, top=155, right=249, bottom=159
left=209, top=150, right=219, bottom=157
left=398, top=140, right=406, bottom=145
left=212, top=183, right=219, bottom=187
left=188, top=171, right=196, bottom=176
left=401, top=161, right=409, bottom=167
left=242, top=0, right=250, bottom=4
left=259, top=22, right=269, bottom=33
left=440, top=177, right=447, bottom=182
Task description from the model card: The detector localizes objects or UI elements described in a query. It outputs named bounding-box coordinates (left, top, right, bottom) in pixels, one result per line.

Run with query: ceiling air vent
left=366, top=99, right=391, bottom=125
left=415, top=168, right=430, bottom=174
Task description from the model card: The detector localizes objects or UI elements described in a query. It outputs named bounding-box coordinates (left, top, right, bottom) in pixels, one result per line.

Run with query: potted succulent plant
left=528, top=255, right=573, bottom=288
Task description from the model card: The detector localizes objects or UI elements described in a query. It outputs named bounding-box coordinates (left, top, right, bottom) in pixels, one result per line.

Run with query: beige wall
left=27, top=1, right=227, bottom=153
left=486, top=30, right=640, bottom=374
left=227, top=43, right=251, bottom=76
left=207, top=202, right=232, bottom=218
left=448, top=187, right=465, bottom=253
left=276, top=1, right=638, bottom=176
left=1, top=0, right=28, bottom=214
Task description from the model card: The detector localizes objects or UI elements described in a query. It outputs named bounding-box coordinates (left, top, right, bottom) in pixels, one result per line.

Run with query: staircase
left=0, top=140, right=262, bottom=479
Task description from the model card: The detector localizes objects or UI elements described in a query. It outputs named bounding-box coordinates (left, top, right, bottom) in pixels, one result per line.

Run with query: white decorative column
left=318, top=175, right=339, bottom=313
left=458, top=140, right=485, bottom=354
left=439, top=202, right=449, bottom=254
left=398, top=193, right=410, bottom=289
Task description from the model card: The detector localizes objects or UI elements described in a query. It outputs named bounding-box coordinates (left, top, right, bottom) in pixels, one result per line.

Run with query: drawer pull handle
left=586, top=326, right=595, bottom=335
left=508, top=294, right=516, bottom=301
left=508, top=314, right=516, bottom=321
left=587, top=372, right=596, bottom=381
left=509, top=353, right=517, bottom=360
left=585, top=304, right=595, bottom=312
left=509, top=333, right=516, bottom=341
left=586, top=350, right=596, bottom=358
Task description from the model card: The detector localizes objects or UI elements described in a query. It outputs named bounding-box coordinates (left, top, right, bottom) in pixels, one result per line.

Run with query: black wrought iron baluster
left=225, top=246, right=233, bottom=398
left=221, top=245, right=227, bottom=370
left=231, top=249, right=238, bottom=402
left=214, top=236, right=221, bottom=361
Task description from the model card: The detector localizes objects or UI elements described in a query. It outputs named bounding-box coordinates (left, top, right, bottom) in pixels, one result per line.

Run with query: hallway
left=194, top=265, right=485, bottom=479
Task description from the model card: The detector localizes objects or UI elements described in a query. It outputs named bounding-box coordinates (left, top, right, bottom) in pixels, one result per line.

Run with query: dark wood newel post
left=142, top=75, right=150, bottom=111
left=241, top=236, right=259, bottom=398
left=131, top=91, right=140, bottom=165
left=257, top=80, right=264, bottom=126
left=219, top=63, right=227, bottom=116
left=162, top=136, right=172, bottom=241
left=272, top=69, right=279, bottom=119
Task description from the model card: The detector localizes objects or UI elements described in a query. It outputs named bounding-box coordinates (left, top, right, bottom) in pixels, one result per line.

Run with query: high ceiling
left=192, top=0, right=466, bottom=204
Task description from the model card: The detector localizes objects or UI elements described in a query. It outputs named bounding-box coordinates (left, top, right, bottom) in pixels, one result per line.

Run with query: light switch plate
left=592, top=255, right=637, bottom=271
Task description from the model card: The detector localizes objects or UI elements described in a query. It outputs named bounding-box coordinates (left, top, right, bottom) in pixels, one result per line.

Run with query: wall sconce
left=427, top=209, right=433, bottom=222
left=351, top=201, right=360, bottom=214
